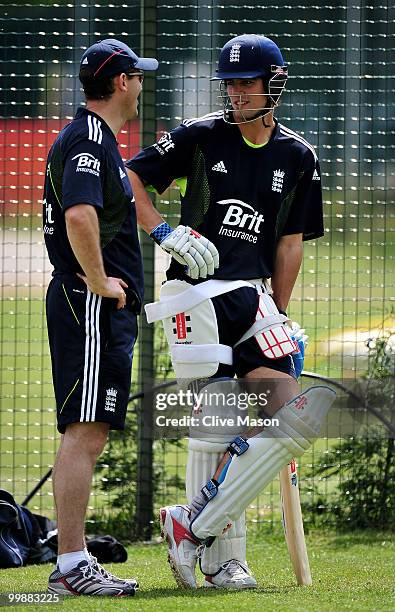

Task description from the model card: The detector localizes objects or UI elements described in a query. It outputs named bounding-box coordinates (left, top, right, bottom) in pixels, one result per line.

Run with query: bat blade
left=280, top=459, right=312, bottom=586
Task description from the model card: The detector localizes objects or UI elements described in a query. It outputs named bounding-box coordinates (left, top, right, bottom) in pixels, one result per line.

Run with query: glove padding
left=160, top=225, right=219, bottom=279
left=290, top=321, right=308, bottom=379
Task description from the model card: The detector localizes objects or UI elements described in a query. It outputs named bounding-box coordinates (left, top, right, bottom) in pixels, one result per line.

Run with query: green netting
left=0, top=1, right=394, bottom=537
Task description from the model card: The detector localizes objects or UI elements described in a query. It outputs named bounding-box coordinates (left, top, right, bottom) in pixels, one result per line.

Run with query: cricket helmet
left=212, top=34, right=288, bottom=124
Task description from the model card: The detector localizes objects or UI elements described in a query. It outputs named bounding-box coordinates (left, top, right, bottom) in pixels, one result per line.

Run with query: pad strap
left=234, top=315, right=287, bottom=347
left=202, top=479, right=219, bottom=502
left=201, top=436, right=249, bottom=502
left=171, top=343, right=233, bottom=366
left=228, top=436, right=249, bottom=456
left=145, top=279, right=256, bottom=323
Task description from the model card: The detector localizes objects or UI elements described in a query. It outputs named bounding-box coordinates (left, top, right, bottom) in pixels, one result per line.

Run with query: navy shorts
left=46, top=274, right=138, bottom=433
left=211, top=286, right=296, bottom=379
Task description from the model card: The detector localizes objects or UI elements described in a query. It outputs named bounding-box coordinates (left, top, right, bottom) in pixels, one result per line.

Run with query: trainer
left=43, top=39, right=157, bottom=596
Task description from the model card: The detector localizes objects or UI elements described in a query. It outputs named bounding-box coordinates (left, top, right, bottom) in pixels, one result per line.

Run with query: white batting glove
left=290, top=321, right=309, bottom=348
left=150, top=223, right=219, bottom=280
left=289, top=321, right=308, bottom=379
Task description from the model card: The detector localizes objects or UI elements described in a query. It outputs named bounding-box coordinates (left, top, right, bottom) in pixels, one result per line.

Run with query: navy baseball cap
left=79, top=38, right=158, bottom=80
left=212, top=34, right=285, bottom=80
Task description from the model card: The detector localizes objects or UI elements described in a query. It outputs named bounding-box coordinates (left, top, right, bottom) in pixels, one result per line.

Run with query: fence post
left=135, top=0, right=157, bottom=540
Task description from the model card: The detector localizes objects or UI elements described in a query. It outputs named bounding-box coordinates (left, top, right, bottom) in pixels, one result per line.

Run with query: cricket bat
left=279, top=459, right=312, bottom=586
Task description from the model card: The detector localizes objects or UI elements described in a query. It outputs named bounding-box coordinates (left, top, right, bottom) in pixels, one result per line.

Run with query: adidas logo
left=119, top=166, right=127, bottom=180
left=312, top=168, right=320, bottom=181
left=82, top=57, right=88, bottom=65
left=212, top=161, right=227, bottom=173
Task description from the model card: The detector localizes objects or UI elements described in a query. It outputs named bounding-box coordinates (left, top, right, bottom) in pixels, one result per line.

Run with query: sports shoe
left=88, top=554, right=138, bottom=588
left=203, top=559, right=257, bottom=589
left=48, top=560, right=137, bottom=596
left=159, top=505, right=202, bottom=589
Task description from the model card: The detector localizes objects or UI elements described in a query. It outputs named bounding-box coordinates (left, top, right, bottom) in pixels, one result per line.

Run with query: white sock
left=83, top=546, right=91, bottom=562
left=58, top=550, right=87, bottom=574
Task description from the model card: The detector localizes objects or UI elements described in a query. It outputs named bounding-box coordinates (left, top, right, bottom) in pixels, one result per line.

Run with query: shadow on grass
left=135, top=585, right=297, bottom=600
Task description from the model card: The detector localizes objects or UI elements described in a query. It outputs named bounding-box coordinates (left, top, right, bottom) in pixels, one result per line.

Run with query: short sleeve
left=281, top=151, right=324, bottom=240
left=62, top=140, right=106, bottom=211
left=126, top=124, right=196, bottom=194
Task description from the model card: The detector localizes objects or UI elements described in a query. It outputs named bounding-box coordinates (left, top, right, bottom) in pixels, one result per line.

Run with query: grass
left=0, top=532, right=394, bottom=611
left=1, top=229, right=394, bottom=530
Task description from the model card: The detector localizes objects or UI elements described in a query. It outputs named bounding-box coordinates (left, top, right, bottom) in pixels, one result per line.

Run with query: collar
left=75, top=106, right=116, bottom=142
left=234, top=117, right=279, bottom=148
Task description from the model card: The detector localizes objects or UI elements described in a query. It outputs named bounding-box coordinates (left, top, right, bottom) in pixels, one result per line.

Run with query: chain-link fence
left=1, top=1, right=394, bottom=538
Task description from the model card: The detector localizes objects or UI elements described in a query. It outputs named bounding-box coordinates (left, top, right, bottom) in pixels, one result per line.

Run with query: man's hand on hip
left=77, top=274, right=128, bottom=310
left=66, top=205, right=128, bottom=309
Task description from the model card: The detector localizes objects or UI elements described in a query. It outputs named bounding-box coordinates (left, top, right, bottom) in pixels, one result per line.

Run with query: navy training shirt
left=127, top=111, right=324, bottom=281
left=43, top=107, right=143, bottom=306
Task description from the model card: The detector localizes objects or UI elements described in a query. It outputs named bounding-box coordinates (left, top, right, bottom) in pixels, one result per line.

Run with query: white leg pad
left=186, top=440, right=247, bottom=574
left=191, top=386, right=336, bottom=541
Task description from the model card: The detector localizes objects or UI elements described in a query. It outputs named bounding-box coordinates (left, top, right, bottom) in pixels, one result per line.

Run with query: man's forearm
left=127, top=169, right=163, bottom=234
left=271, top=234, right=303, bottom=312
left=65, top=204, right=107, bottom=291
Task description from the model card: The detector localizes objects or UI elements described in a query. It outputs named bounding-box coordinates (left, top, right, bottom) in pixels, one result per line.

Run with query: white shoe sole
left=203, top=579, right=257, bottom=589
left=159, top=508, right=197, bottom=589
left=47, top=585, right=76, bottom=596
